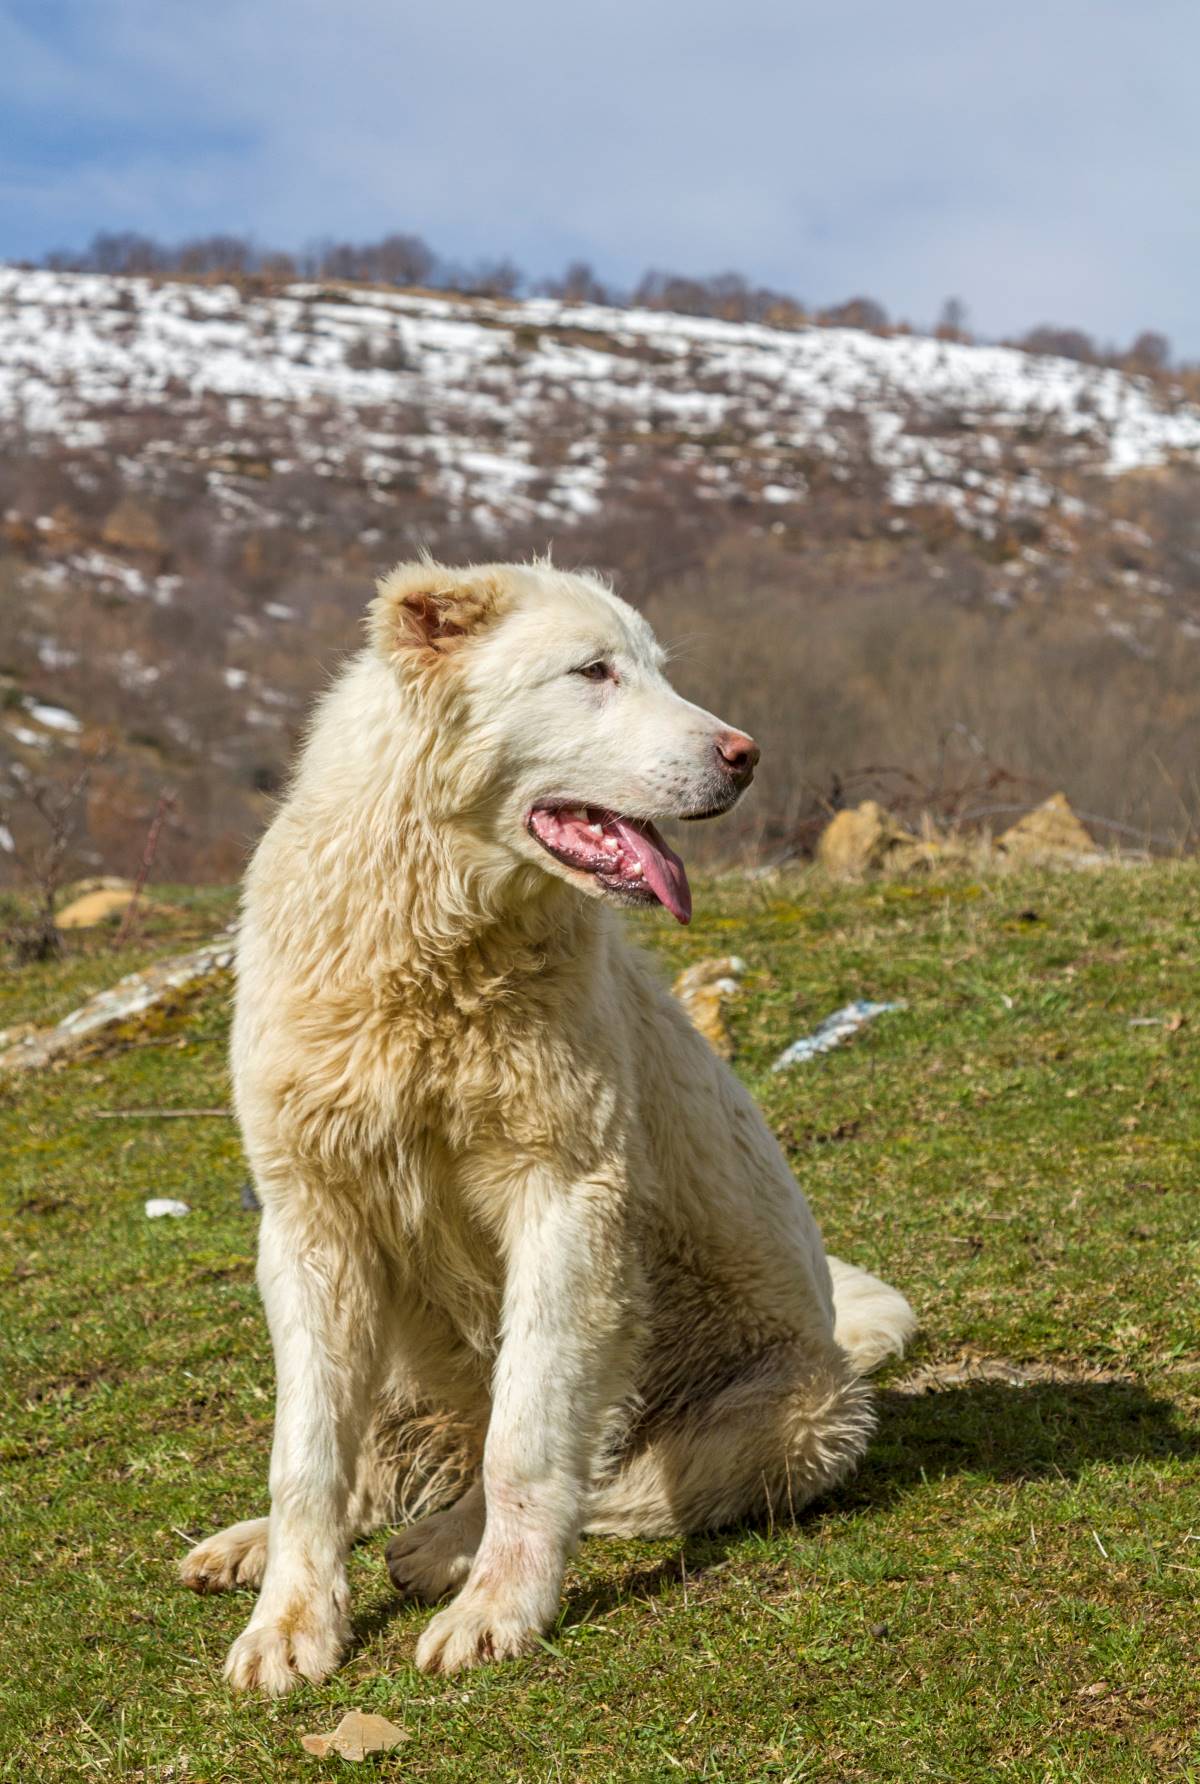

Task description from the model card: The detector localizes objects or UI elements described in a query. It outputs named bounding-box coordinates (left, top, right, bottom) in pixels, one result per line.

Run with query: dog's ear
left=369, top=562, right=503, bottom=663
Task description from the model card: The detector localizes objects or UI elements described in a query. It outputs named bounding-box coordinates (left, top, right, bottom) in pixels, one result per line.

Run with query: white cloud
left=2, top=0, right=1197, bottom=349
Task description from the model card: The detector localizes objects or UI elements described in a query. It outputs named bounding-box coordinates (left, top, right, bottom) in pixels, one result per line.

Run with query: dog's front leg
left=224, top=1207, right=385, bottom=1694
left=415, top=1169, right=633, bottom=1674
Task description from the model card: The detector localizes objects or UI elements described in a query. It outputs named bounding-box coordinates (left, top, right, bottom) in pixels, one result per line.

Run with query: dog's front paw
left=414, top=1586, right=544, bottom=1675
left=224, top=1604, right=346, bottom=1695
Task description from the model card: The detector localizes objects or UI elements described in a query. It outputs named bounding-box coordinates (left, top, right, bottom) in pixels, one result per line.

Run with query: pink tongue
left=610, top=818, right=692, bottom=925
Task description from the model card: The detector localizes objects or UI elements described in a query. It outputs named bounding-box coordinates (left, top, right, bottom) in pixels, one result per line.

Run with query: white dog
left=181, top=558, right=915, bottom=1692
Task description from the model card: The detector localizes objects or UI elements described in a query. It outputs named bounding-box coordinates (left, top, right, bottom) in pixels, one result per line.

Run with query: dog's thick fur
left=181, top=560, right=915, bottom=1691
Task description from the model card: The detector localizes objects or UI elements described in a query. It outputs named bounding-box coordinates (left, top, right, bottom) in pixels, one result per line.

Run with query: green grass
left=2, top=867, right=1198, bottom=1781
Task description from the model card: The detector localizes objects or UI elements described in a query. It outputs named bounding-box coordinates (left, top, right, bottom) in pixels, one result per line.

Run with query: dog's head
left=369, top=559, right=759, bottom=925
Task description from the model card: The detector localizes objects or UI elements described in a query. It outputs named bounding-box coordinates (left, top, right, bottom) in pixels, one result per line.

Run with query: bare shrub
left=0, top=754, right=96, bottom=958
left=632, top=269, right=806, bottom=326
left=1125, top=331, right=1171, bottom=374
left=820, top=296, right=890, bottom=332
left=538, top=262, right=612, bottom=305
left=1020, top=325, right=1099, bottom=364
left=637, top=533, right=1200, bottom=864
left=936, top=297, right=970, bottom=342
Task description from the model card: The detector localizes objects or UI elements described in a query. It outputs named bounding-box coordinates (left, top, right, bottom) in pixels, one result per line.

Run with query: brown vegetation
left=2, top=260, right=1198, bottom=891
left=5, top=469, right=1200, bottom=890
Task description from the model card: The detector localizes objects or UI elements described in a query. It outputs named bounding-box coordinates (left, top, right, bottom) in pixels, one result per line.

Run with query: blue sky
left=2, top=0, right=1197, bottom=352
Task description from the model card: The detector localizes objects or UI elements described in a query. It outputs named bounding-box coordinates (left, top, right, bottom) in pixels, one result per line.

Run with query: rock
left=1, top=513, right=35, bottom=551
left=40, top=503, right=86, bottom=553
left=56, top=879, right=177, bottom=929
left=0, top=938, right=235, bottom=1074
left=211, top=452, right=273, bottom=480
left=999, top=794, right=1100, bottom=863
left=145, top=1198, right=190, bottom=1219
left=59, top=876, right=136, bottom=903
left=56, top=888, right=141, bottom=929
left=100, top=497, right=163, bottom=556
left=817, top=801, right=919, bottom=876
left=673, top=956, right=747, bottom=1058
left=817, top=802, right=977, bottom=876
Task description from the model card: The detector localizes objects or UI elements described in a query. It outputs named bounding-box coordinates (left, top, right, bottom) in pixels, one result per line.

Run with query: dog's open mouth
left=527, top=805, right=692, bottom=924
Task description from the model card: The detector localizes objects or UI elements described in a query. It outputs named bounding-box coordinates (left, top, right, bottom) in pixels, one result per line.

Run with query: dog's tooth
left=601, top=837, right=620, bottom=853
left=628, top=862, right=644, bottom=878
left=587, top=823, right=604, bottom=837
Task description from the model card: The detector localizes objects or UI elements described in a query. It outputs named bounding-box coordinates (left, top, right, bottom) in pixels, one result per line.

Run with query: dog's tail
left=827, top=1256, right=917, bottom=1375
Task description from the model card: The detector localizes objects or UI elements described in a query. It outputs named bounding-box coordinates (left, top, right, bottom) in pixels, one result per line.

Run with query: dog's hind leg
left=386, top=1479, right=486, bottom=1602
left=584, top=1342, right=874, bottom=1538
left=181, top=1517, right=271, bottom=1594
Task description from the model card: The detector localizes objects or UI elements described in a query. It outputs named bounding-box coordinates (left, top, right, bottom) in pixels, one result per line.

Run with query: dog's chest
left=383, top=1134, right=507, bottom=1356
left=377, top=960, right=621, bottom=1157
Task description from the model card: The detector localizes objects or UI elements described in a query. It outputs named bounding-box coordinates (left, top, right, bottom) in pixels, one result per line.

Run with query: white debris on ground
left=2, top=267, right=1198, bottom=540
left=772, top=999, right=907, bottom=1070
left=144, top=1198, right=190, bottom=1219
left=24, top=701, right=82, bottom=733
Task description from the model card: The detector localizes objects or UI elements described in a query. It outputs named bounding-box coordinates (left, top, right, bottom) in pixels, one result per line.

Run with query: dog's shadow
left=560, top=1374, right=1200, bottom=1627
left=353, top=1376, right=1198, bottom=1645
left=844, top=1372, right=1199, bottom=1504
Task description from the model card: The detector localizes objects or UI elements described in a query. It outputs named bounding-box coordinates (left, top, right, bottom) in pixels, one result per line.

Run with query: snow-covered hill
left=4, top=267, right=1199, bottom=540
left=3, top=267, right=1200, bottom=883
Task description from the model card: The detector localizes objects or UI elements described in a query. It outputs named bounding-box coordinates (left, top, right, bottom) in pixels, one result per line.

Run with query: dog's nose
left=714, top=728, right=761, bottom=780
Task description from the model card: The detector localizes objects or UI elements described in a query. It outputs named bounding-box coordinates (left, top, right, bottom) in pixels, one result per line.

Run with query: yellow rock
left=58, top=875, right=135, bottom=904
left=101, top=497, right=163, bottom=555
left=41, top=502, right=86, bottom=553
left=56, top=887, right=141, bottom=928
left=673, top=956, right=746, bottom=1058
left=817, top=801, right=918, bottom=877
left=999, top=793, right=1098, bottom=861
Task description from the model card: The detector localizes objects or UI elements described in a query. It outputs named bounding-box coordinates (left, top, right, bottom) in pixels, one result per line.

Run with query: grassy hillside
left=1, top=868, right=1198, bottom=1781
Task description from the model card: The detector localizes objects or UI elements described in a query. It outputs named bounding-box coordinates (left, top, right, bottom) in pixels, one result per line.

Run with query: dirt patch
left=892, top=1352, right=1136, bottom=1395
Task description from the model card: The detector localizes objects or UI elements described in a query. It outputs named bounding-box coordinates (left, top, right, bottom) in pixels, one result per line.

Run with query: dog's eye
left=573, top=660, right=613, bottom=683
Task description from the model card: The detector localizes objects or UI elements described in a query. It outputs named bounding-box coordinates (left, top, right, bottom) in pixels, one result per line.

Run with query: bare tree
left=936, top=297, right=970, bottom=341
left=821, top=296, right=890, bottom=331
left=1021, top=324, right=1098, bottom=363
left=455, top=258, right=522, bottom=298
left=374, top=234, right=436, bottom=287
left=0, top=757, right=96, bottom=960
left=114, top=789, right=178, bottom=947
left=540, top=260, right=611, bottom=305
left=1127, top=330, right=1171, bottom=373
left=258, top=250, right=298, bottom=283
left=176, top=235, right=255, bottom=277
left=86, top=232, right=165, bottom=275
